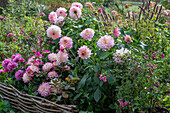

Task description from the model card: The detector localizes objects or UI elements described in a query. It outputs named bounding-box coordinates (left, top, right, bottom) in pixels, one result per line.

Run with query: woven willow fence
left=0, top=82, right=77, bottom=113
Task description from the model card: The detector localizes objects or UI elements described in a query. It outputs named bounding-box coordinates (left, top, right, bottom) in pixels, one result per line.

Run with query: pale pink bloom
left=56, top=51, right=69, bottom=65
left=28, top=65, right=39, bottom=73
left=47, top=25, right=61, bottom=40
left=97, top=35, right=115, bottom=51
left=98, top=7, right=102, bottom=14
left=48, top=71, right=58, bottom=77
left=113, top=28, right=121, bottom=38
left=56, top=7, right=67, bottom=18
left=25, top=68, right=34, bottom=77
left=114, top=48, right=131, bottom=57
left=125, top=35, right=132, bottom=43
left=69, top=6, right=82, bottom=19
left=15, top=70, right=24, bottom=80
left=38, top=82, right=51, bottom=97
left=78, top=45, right=92, bottom=59
left=59, top=36, right=73, bottom=49
left=72, top=2, right=83, bottom=9
left=48, top=53, right=57, bottom=61
left=42, top=62, right=54, bottom=71
left=53, top=60, right=60, bottom=66
left=55, top=16, right=65, bottom=26
left=48, top=12, right=57, bottom=23
left=23, top=73, right=32, bottom=83
left=80, top=28, right=95, bottom=41
left=63, top=65, right=70, bottom=71
left=111, top=10, right=118, bottom=16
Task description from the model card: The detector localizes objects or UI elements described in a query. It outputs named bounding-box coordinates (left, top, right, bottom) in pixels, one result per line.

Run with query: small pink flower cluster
left=7, top=33, right=16, bottom=37
left=23, top=51, right=44, bottom=83
left=1, top=54, right=24, bottom=73
left=99, top=74, right=107, bottom=82
left=118, top=99, right=131, bottom=110
left=69, top=2, right=83, bottom=19
left=113, top=48, right=131, bottom=63
left=48, top=7, right=67, bottom=26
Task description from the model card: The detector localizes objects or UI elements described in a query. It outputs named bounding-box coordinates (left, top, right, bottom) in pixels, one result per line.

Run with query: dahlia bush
left=0, top=1, right=169, bottom=113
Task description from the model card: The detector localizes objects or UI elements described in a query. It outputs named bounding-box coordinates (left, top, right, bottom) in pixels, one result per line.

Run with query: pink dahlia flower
left=98, top=7, right=102, bottom=14
left=111, top=10, right=118, bottom=16
left=55, top=16, right=65, bottom=26
left=23, top=73, right=32, bottom=83
left=2, top=59, right=12, bottom=69
left=48, top=53, right=57, bottom=61
left=56, top=7, right=67, bottom=18
left=37, top=82, right=51, bottom=97
left=7, top=62, right=18, bottom=72
left=125, top=35, right=132, bottom=43
left=69, top=6, right=82, bottom=19
left=97, top=35, right=115, bottom=51
left=56, top=51, right=69, bottom=65
left=13, top=55, right=21, bottom=63
left=48, top=12, right=57, bottom=23
left=47, top=25, right=61, bottom=40
left=78, top=45, right=92, bottom=59
left=15, top=70, right=24, bottom=80
left=72, top=2, right=83, bottom=9
left=113, top=28, right=121, bottom=38
left=48, top=71, right=58, bottom=78
left=59, top=36, right=73, bottom=49
left=25, top=68, right=34, bottom=77
left=80, top=28, right=95, bottom=41
left=33, top=59, right=41, bottom=66
left=28, top=65, right=39, bottom=73
left=42, top=62, right=54, bottom=71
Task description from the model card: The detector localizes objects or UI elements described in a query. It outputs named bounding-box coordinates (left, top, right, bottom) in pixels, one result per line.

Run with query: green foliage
left=0, top=99, right=21, bottom=113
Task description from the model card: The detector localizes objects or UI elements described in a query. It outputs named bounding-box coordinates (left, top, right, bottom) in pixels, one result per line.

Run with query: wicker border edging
left=0, top=82, right=77, bottom=113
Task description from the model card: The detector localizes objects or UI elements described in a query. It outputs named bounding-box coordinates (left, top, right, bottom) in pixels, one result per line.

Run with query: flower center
left=53, top=32, right=55, bottom=35
left=74, top=10, right=77, bottom=14
left=82, top=52, right=85, bottom=56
